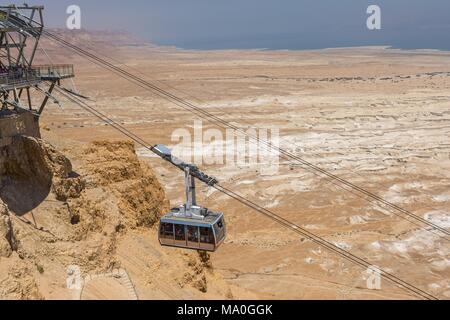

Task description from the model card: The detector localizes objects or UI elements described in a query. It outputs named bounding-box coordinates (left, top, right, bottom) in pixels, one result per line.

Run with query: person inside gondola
left=175, top=225, right=185, bottom=240
left=187, top=226, right=199, bottom=242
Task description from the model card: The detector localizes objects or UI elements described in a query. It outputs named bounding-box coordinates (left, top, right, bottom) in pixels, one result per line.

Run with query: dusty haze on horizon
left=8, top=0, right=450, bottom=50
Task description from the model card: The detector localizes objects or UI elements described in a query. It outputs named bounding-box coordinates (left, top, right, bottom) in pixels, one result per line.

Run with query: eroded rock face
left=0, top=256, right=43, bottom=300
left=0, top=136, right=86, bottom=300
left=0, top=200, right=18, bottom=258
left=0, top=136, right=84, bottom=214
left=45, top=141, right=171, bottom=276
left=0, top=137, right=219, bottom=299
left=79, top=141, right=170, bottom=228
left=0, top=200, right=41, bottom=300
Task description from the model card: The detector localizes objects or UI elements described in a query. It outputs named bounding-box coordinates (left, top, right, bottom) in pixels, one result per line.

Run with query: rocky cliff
left=0, top=136, right=241, bottom=300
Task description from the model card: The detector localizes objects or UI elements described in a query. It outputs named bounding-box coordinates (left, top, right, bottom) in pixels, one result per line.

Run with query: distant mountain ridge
left=45, top=28, right=154, bottom=48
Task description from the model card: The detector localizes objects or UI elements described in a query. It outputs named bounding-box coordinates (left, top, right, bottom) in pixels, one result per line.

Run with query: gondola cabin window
left=174, top=224, right=186, bottom=241
left=160, top=223, right=174, bottom=240
left=200, top=227, right=214, bottom=244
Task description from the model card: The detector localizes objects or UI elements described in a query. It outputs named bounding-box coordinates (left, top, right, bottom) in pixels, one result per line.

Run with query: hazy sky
left=13, top=0, right=450, bottom=50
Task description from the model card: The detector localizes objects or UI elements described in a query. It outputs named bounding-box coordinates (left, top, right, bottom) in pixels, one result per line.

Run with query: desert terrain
left=1, top=30, right=449, bottom=299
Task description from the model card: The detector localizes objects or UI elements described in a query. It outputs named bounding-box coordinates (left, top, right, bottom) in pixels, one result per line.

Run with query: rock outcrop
left=80, top=141, right=169, bottom=228
left=0, top=136, right=84, bottom=214
left=0, top=200, right=17, bottom=258
left=0, top=136, right=234, bottom=300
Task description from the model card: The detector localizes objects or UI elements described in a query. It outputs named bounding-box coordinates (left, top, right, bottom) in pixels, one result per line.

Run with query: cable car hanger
left=60, top=89, right=225, bottom=252
left=54, top=86, right=438, bottom=299
left=153, top=144, right=226, bottom=252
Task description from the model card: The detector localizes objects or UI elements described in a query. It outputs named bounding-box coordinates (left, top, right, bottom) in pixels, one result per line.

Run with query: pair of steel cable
left=3, top=8, right=443, bottom=300
left=41, top=30, right=449, bottom=241
left=52, top=84, right=438, bottom=300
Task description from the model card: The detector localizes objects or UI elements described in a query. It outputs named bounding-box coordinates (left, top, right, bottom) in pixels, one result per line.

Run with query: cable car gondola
left=159, top=206, right=226, bottom=252
left=154, top=144, right=226, bottom=252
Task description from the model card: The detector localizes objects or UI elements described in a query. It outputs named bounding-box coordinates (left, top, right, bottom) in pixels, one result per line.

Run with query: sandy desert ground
left=6, top=30, right=449, bottom=300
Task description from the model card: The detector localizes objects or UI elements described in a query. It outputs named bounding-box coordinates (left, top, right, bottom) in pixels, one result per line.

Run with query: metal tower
left=0, top=4, right=74, bottom=116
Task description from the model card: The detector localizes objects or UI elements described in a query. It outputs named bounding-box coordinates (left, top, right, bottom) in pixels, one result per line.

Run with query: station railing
left=0, top=69, right=40, bottom=88
left=32, top=64, right=75, bottom=80
left=0, top=64, right=75, bottom=89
